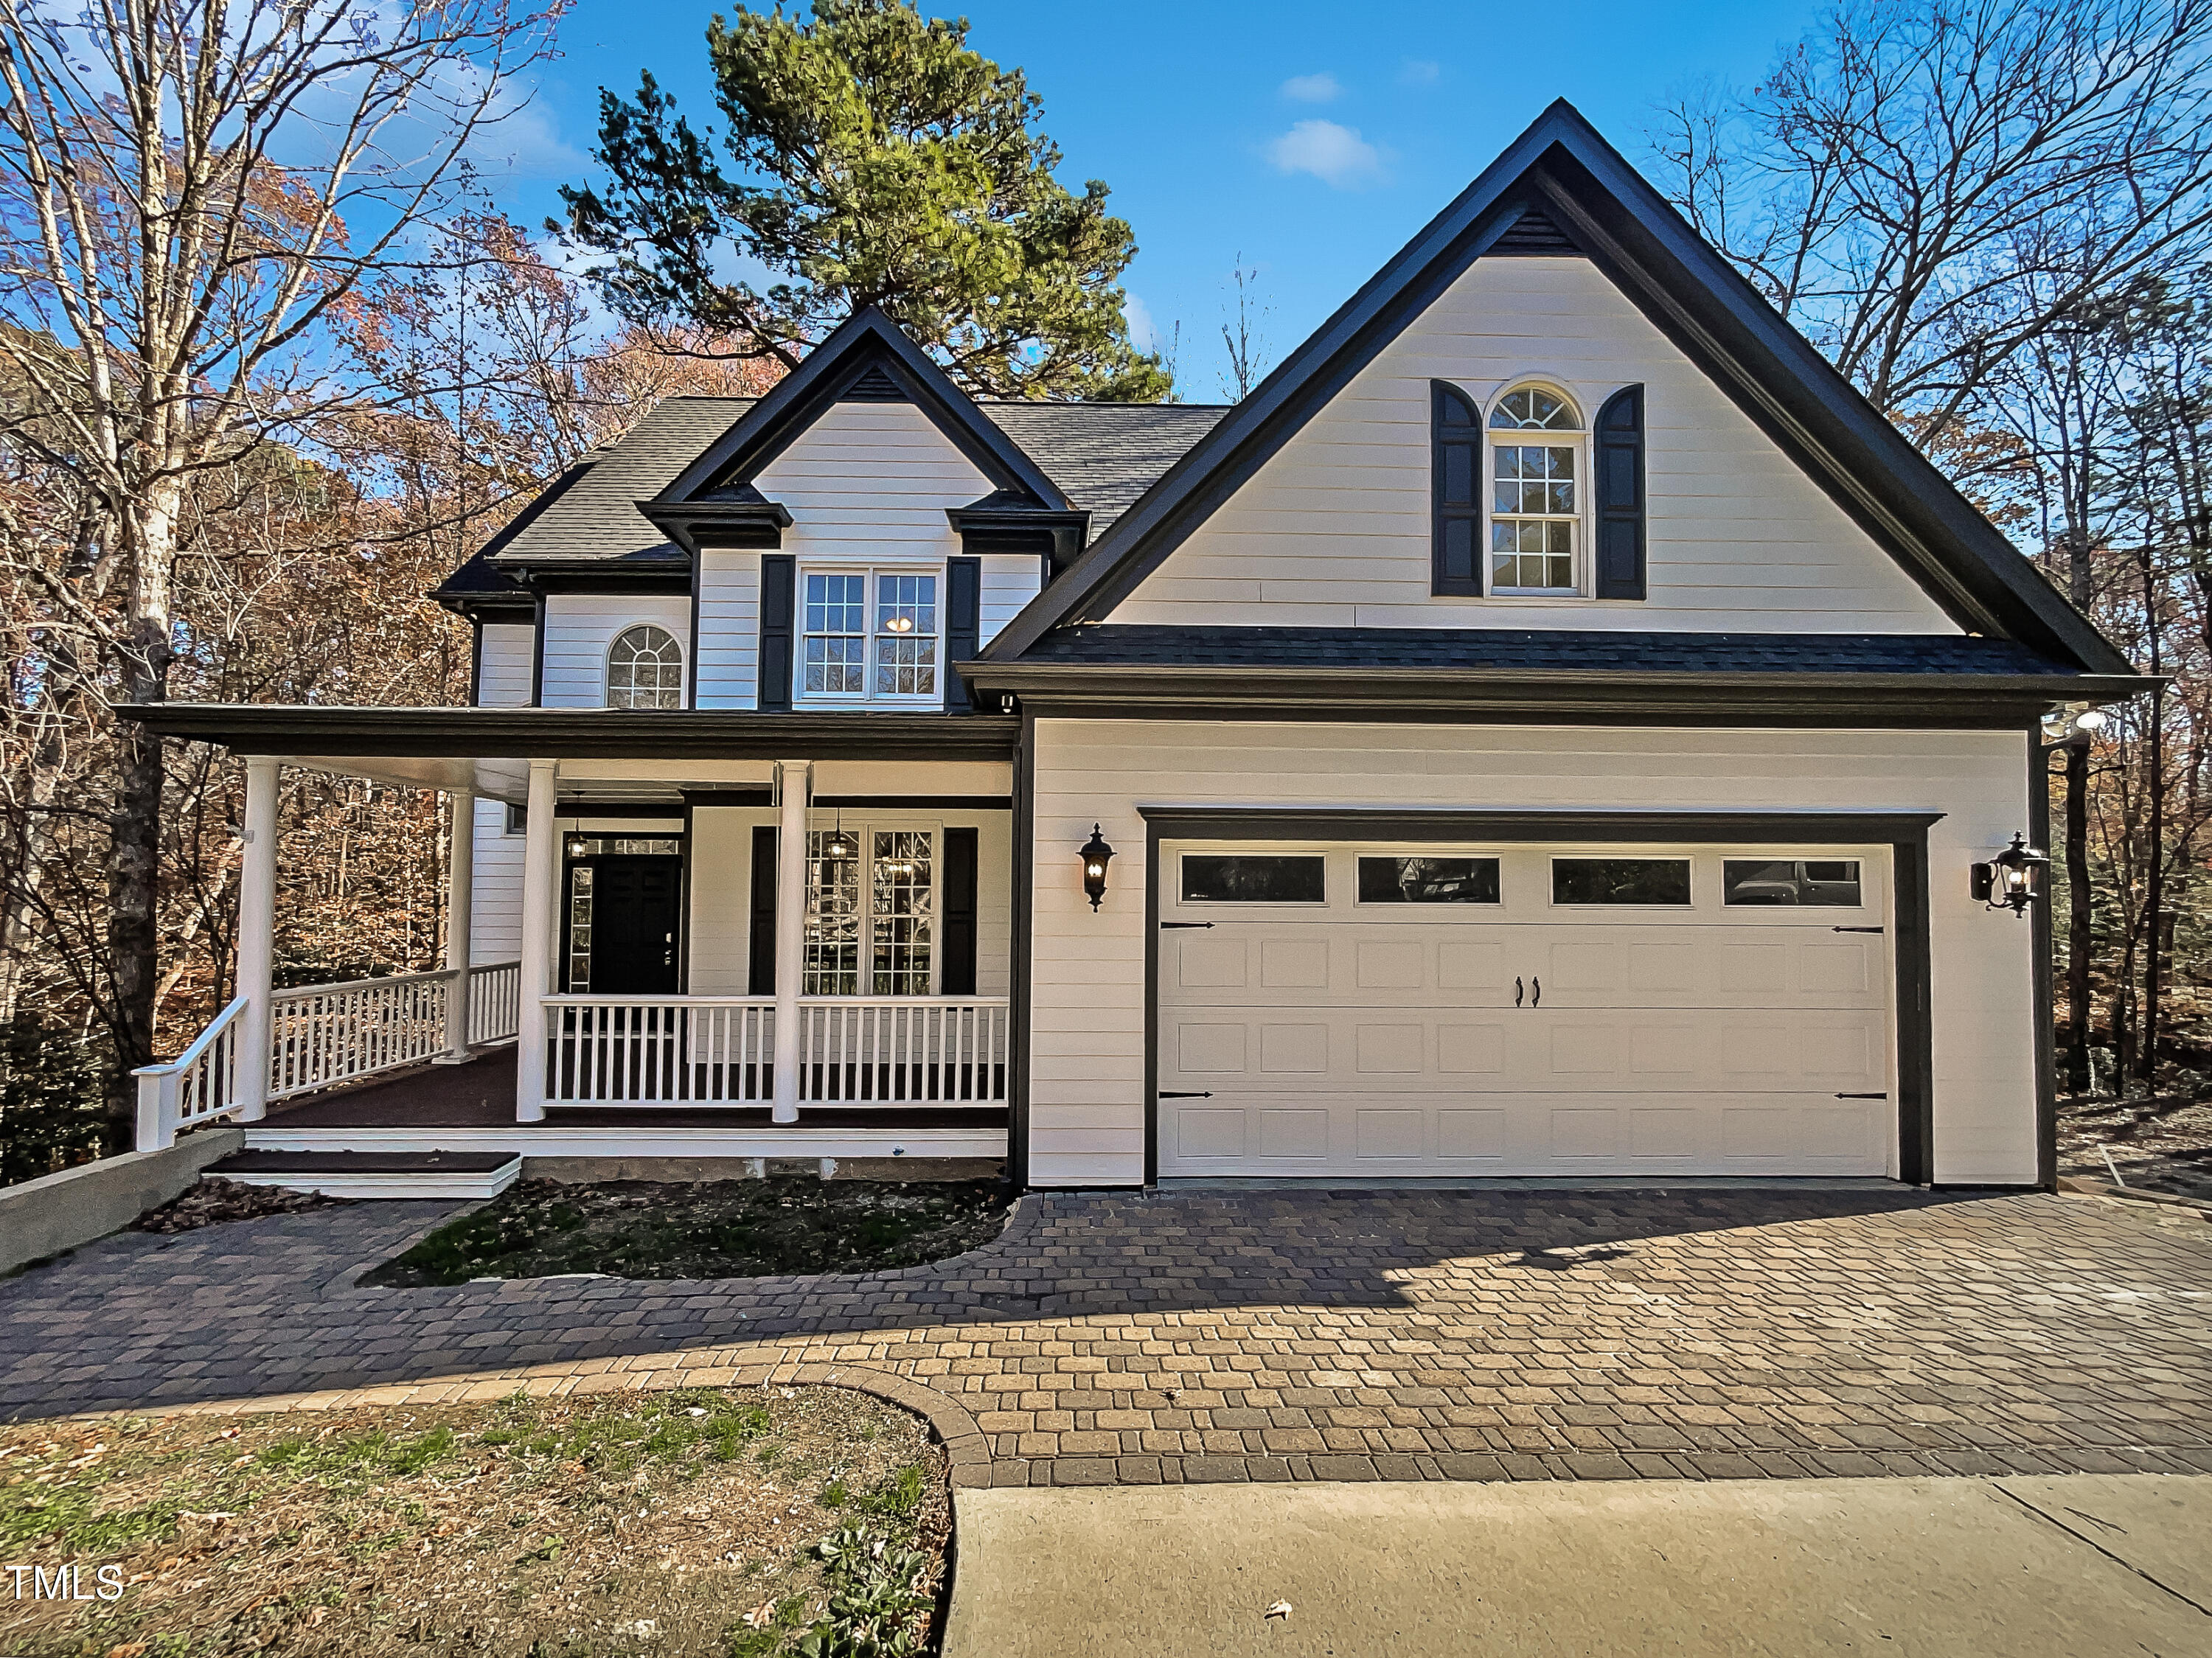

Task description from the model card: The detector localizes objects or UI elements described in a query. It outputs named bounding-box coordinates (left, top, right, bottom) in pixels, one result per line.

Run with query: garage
left=1155, top=840, right=1897, bottom=1179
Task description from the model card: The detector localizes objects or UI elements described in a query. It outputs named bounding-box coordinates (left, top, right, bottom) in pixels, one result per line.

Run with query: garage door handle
left=1161, top=922, right=1214, bottom=930
left=1834, top=1092, right=1888, bottom=1099
left=1159, top=1090, right=1213, bottom=1099
left=1531, top=977, right=1541, bottom=1008
left=1514, top=977, right=1524, bottom=1007
left=1833, top=926, right=1884, bottom=933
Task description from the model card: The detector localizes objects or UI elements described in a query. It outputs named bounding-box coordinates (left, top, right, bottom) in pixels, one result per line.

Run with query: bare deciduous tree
left=1655, top=0, right=2212, bottom=439
left=0, top=0, right=561, bottom=1138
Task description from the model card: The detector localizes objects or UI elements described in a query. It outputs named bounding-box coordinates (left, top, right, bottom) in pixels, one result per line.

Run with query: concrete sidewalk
left=943, top=1474, right=2212, bottom=1656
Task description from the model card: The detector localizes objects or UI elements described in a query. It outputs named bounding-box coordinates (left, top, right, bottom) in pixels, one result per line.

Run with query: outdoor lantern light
left=565, top=833, right=589, bottom=860
left=1970, top=833, right=2050, bottom=916
left=1079, top=824, right=1115, bottom=911
left=823, top=811, right=857, bottom=862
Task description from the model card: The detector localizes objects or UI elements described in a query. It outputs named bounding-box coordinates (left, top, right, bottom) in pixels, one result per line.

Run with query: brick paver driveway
left=4, top=1187, right=2208, bottom=1488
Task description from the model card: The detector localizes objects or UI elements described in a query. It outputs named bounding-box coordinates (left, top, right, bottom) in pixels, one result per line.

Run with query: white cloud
left=1399, top=58, right=1441, bottom=86
left=1279, top=72, right=1341, bottom=104
left=1265, top=119, right=1388, bottom=189
left=1124, top=293, right=1158, bottom=352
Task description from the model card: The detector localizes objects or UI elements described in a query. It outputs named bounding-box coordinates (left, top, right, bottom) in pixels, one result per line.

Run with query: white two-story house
left=133, top=102, right=2143, bottom=1195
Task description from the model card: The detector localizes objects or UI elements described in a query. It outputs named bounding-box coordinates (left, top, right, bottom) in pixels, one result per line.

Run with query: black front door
left=585, top=857, right=681, bottom=994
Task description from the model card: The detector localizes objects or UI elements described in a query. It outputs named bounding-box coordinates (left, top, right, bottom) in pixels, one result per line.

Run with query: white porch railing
left=133, top=995, right=247, bottom=1151
left=545, top=997, right=776, bottom=1105
left=796, top=997, right=1010, bottom=1107
left=270, top=969, right=449, bottom=1100
left=466, top=961, right=523, bottom=1048
left=540, top=995, right=1010, bottom=1110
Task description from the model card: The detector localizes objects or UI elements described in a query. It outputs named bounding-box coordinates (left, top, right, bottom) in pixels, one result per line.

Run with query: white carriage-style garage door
left=1155, top=841, right=1895, bottom=1179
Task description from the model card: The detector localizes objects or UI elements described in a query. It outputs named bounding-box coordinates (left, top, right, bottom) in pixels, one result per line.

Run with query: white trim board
left=243, top=1126, right=1008, bottom=1158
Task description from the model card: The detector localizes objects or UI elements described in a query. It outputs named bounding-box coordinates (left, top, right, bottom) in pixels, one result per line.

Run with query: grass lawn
left=361, top=1177, right=1012, bottom=1287
left=1, top=1386, right=946, bottom=1657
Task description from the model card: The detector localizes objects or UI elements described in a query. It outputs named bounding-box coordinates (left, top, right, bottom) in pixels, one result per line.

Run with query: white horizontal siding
left=979, top=556, right=1042, bottom=650
left=1118, top=257, right=1958, bottom=634
left=476, top=623, right=534, bottom=708
left=469, top=795, right=524, bottom=964
left=755, top=401, right=990, bottom=562
left=540, top=594, right=692, bottom=708
left=695, top=550, right=759, bottom=710
left=1026, top=719, right=2036, bottom=1189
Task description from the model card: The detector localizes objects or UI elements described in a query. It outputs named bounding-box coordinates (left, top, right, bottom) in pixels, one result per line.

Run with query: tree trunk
left=100, top=482, right=181, bottom=1148
left=2138, top=683, right=2166, bottom=1083
left=2063, top=735, right=2093, bottom=1093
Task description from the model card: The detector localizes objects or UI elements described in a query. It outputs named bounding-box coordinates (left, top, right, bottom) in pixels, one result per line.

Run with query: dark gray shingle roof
left=978, top=402, right=1230, bottom=535
left=440, top=394, right=1230, bottom=593
left=1019, top=626, right=2079, bottom=676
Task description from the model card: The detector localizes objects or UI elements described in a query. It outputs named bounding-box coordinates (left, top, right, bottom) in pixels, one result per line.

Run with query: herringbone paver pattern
left=3, top=1187, right=2208, bottom=1487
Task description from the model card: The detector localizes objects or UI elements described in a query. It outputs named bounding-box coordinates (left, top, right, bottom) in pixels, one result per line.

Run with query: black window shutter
left=747, top=826, right=778, bottom=995
left=939, top=827, right=978, bottom=995
left=757, top=554, right=796, bottom=711
left=1594, top=385, right=1646, bottom=601
left=1431, top=382, right=1484, bottom=596
left=944, top=554, right=981, bottom=711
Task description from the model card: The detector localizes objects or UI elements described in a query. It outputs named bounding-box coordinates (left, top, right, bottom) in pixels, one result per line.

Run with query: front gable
left=987, top=101, right=2129, bottom=677
left=1118, top=251, right=1957, bottom=633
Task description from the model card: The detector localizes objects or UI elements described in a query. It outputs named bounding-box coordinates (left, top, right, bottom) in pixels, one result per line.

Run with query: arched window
left=606, top=624, right=684, bottom=709
left=1488, top=385, right=1584, bottom=593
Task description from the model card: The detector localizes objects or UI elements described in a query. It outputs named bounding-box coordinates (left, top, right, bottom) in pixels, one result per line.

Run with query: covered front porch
left=127, top=708, right=1021, bottom=1171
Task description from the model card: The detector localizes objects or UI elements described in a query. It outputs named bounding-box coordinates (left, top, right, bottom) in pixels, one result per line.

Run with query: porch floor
left=258, top=1048, right=1009, bottom=1132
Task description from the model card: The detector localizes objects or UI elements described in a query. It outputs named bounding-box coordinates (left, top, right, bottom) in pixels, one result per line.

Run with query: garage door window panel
left=1180, top=854, right=1326, bottom=904
left=1357, top=856, right=1500, bottom=905
left=1551, top=858, right=1692, bottom=906
left=1723, top=859, right=1864, bottom=907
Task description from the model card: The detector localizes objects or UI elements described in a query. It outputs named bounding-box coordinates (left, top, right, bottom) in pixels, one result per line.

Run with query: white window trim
left=603, top=623, right=687, bottom=709
left=802, top=818, right=943, bottom=995
left=1484, top=381, right=1590, bottom=601
left=794, top=565, right=945, bottom=708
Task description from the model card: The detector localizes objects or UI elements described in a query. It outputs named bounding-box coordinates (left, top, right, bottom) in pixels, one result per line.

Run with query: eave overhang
left=118, top=705, right=1020, bottom=762
left=638, top=497, right=794, bottom=555
left=958, top=661, right=2157, bottom=728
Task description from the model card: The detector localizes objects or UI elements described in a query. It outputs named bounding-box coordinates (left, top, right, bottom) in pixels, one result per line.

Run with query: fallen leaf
left=740, top=1600, right=776, bottom=1629
left=104, top=1645, right=150, bottom=1658
left=1265, top=1600, right=1293, bottom=1620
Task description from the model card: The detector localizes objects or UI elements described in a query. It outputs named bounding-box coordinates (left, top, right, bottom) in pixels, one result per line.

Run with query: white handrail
left=268, top=969, right=451, bottom=1099
left=133, top=995, right=248, bottom=1151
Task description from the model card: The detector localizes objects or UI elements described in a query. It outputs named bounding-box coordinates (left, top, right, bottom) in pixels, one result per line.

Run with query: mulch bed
left=133, top=1177, right=346, bottom=1233
left=2056, top=1093, right=2212, bottom=1201
left=0, top=1386, right=947, bottom=1657
left=362, top=1177, right=1013, bottom=1287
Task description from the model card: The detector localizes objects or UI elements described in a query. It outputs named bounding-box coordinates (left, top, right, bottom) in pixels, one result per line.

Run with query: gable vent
left=1489, top=204, right=1582, bottom=256
left=840, top=362, right=908, bottom=401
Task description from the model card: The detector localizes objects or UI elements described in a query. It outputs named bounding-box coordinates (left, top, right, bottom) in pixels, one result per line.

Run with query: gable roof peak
left=654, top=304, right=1072, bottom=510
left=980, top=99, right=2129, bottom=676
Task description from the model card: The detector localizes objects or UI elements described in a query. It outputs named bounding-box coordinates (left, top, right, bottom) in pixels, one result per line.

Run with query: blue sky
left=486, top=0, right=1825, bottom=398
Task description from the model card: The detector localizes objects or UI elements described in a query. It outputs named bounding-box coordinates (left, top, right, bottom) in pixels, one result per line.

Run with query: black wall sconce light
left=564, top=832, right=590, bottom=860
left=1970, top=833, right=2049, bottom=916
left=1079, top=824, right=1115, bottom=911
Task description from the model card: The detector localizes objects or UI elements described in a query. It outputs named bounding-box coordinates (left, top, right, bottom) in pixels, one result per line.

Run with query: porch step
left=206, top=1150, right=522, bottom=1200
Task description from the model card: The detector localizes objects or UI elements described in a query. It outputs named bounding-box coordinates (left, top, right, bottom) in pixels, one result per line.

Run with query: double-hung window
left=801, top=571, right=938, bottom=703
left=1488, top=386, right=1584, bottom=594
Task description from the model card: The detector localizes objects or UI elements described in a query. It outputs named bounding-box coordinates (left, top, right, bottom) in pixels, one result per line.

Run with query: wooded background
left=6, top=0, right=2211, bottom=1182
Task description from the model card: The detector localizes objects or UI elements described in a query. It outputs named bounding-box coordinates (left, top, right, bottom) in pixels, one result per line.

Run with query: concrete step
left=206, top=1149, right=521, bottom=1199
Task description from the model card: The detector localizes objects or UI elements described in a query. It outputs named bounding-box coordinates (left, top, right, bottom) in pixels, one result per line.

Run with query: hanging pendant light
left=824, top=808, right=857, bottom=863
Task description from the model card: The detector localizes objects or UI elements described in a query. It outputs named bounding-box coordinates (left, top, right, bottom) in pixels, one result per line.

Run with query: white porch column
left=233, top=755, right=279, bottom=1123
left=514, top=760, right=558, bottom=1123
left=771, top=759, right=811, bottom=1124
left=437, top=787, right=476, bottom=1062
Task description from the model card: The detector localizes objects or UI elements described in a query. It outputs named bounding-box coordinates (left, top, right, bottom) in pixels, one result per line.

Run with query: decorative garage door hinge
left=1158, top=1090, right=1214, bottom=1098
left=1832, top=925, right=1885, bottom=933
left=1160, top=921, right=1214, bottom=929
left=1834, top=1092, right=1889, bottom=1099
